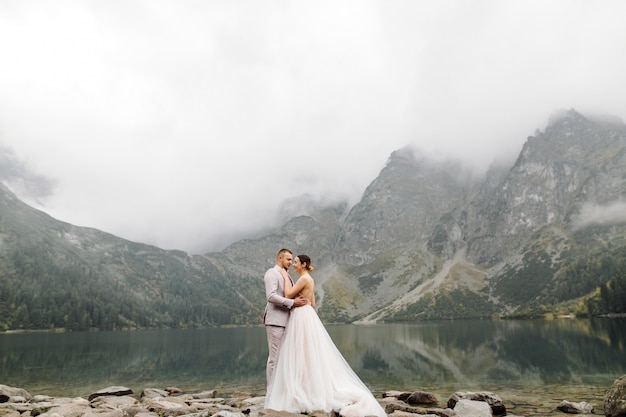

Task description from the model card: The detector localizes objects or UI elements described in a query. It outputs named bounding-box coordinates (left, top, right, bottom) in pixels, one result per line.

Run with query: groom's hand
left=293, top=295, right=308, bottom=307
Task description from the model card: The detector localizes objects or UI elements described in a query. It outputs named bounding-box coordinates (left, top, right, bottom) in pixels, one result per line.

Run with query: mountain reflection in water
left=1, top=318, right=624, bottom=402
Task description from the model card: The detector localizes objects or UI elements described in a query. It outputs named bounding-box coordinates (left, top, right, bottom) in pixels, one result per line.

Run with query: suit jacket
left=263, top=265, right=295, bottom=327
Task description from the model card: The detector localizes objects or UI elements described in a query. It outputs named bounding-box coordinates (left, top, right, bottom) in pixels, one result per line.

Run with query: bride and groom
left=263, top=248, right=386, bottom=417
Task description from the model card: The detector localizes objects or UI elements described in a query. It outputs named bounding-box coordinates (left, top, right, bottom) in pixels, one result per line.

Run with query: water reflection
left=0, top=319, right=624, bottom=398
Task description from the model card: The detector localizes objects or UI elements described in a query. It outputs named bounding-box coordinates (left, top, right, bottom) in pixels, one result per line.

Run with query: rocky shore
left=2, top=376, right=626, bottom=417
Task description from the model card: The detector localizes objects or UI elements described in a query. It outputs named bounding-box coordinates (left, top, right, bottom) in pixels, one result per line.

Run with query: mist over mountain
left=1, top=109, right=625, bottom=331
left=0, top=146, right=55, bottom=205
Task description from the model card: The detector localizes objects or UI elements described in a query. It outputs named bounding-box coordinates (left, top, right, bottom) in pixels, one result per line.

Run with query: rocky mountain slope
left=0, top=181, right=263, bottom=330
left=1, top=109, right=625, bottom=330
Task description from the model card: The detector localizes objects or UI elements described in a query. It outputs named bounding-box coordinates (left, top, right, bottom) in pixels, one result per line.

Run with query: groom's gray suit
left=263, top=265, right=295, bottom=389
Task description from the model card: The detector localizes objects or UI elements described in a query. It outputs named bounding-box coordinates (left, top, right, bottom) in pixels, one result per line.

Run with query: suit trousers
left=265, top=324, right=286, bottom=393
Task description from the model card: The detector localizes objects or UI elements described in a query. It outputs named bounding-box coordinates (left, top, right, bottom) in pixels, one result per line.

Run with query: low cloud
left=1, top=1, right=626, bottom=253
left=572, top=201, right=626, bottom=230
left=0, top=146, right=55, bottom=205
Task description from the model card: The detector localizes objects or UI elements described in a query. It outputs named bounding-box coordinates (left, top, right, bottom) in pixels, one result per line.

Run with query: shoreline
left=0, top=385, right=609, bottom=417
left=3, top=314, right=625, bottom=334
left=1, top=381, right=609, bottom=417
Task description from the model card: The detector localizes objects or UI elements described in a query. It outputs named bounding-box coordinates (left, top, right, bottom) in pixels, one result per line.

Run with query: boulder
left=605, top=375, right=626, bottom=417
left=165, top=387, right=183, bottom=395
left=90, top=395, right=140, bottom=409
left=556, top=400, right=594, bottom=414
left=191, top=390, right=218, bottom=399
left=88, top=386, right=134, bottom=402
left=383, top=390, right=406, bottom=398
left=0, top=385, right=32, bottom=403
left=32, top=395, right=55, bottom=402
left=140, top=388, right=169, bottom=399
left=406, top=391, right=439, bottom=406
left=448, top=391, right=505, bottom=416
left=454, top=399, right=493, bottom=417
left=0, top=409, right=22, bottom=417
left=142, top=396, right=196, bottom=416
left=384, top=400, right=456, bottom=417
left=35, top=401, right=91, bottom=417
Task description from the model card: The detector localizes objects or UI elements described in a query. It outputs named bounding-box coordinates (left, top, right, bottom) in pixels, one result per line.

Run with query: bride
left=264, top=254, right=387, bottom=417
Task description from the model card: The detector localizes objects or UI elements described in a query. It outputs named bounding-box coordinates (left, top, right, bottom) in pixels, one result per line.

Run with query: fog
left=1, top=0, right=625, bottom=253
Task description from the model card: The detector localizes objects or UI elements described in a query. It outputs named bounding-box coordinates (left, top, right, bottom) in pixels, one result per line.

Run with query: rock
left=7, top=396, right=26, bottom=403
left=232, top=391, right=253, bottom=399
left=91, top=395, right=140, bottom=409
left=165, top=387, right=183, bottom=394
left=32, top=395, right=55, bottom=402
left=396, top=392, right=411, bottom=402
left=260, top=410, right=313, bottom=417
left=384, top=400, right=455, bottom=417
left=0, top=385, right=32, bottom=403
left=35, top=401, right=91, bottom=417
left=142, top=396, right=196, bottom=416
left=214, top=411, right=248, bottom=417
left=140, top=388, right=169, bottom=399
left=226, top=395, right=265, bottom=410
left=387, top=412, right=441, bottom=417
left=406, top=391, right=439, bottom=406
left=453, top=399, right=492, bottom=417
left=383, top=390, right=406, bottom=399
left=123, top=407, right=156, bottom=417
left=88, top=386, right=134, bottom=402
left=556, top=400, right=594, bottom=414
left=82, top=410, right=124, bottom=417
left=448, top=391, right=505, bottom=416
left=605, top=375, right=626, bottom=417
left=0, top=409, right=22, bottom=417
left=190, top=390, right=218, bottom=399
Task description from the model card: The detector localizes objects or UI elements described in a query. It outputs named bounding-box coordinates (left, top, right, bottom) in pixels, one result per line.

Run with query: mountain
left=1, top=109, right=625, bottom=331
left=0, top=181, right=263, bottom=331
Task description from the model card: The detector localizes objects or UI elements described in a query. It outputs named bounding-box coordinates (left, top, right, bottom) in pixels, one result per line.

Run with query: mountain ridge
left=1, top=108, right=626, bottom=330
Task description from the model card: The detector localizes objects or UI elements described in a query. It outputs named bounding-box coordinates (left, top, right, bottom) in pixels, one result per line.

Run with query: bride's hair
left=297, top=254, right=314, bottom=272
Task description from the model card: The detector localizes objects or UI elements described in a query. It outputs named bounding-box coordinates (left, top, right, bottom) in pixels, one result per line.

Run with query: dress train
left=265, top=305, right=386, bottom=417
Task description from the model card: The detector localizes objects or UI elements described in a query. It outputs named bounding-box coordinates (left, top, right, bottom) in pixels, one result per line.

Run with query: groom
left=263, top=248, right=307, bottom=390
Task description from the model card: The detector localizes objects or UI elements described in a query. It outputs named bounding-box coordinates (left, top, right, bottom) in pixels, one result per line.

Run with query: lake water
left=1, top=318, right=625, bottom=414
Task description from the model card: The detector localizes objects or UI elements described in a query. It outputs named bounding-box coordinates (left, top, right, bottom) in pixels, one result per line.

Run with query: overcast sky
left=1, top=0, right=625, bottom=254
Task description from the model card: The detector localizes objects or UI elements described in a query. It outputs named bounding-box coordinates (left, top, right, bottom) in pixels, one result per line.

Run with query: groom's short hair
left=276, top=248, right=292, bottom=259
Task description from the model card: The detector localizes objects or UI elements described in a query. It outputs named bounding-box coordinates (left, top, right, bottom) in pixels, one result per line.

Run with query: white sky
left=1, top=0, right=625, bottom=254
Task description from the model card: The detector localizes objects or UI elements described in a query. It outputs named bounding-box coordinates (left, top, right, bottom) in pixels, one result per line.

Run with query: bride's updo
left=297, top=254, right=314, bottom=272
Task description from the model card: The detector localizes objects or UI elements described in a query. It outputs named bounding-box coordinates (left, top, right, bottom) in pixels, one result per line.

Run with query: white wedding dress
left=265, top=305, right=387, bottom=417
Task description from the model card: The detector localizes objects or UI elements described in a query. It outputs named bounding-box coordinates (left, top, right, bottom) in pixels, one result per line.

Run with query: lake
left=1, top=318, right=625, bottom=414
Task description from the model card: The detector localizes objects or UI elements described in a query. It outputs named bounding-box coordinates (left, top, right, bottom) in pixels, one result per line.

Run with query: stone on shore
left=556, top=400, right=594, bottom=414
left=0, top=385, right=32, bottom=403
left=33, top=398, right=91, bottom=417
left=405, top=391, right=439, bottom=406
left=140, top=388, right=169, bottom=399
left=448, top=391, right=505, bottom=416
left=1, top=382, right=618, bottom=417
left=190, top=390, right=218, bottom=399
left=142, top=395, right=198, bottom=416
left=384, top=399, right=455, bottom=417
left=87, top=386, right=134, bottom=402
left=383, top=391, right=404, bottom=398
left=382, top=390, right=438, bottom=406
left=605, top=375, right=626, bottom=417
left=453, top=399, right=492, bottom=417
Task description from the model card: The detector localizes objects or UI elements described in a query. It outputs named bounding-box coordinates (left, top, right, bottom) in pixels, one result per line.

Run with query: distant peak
left=547, top=108, right=625, bottom=129
left=547, top=108, right=585, bottom=127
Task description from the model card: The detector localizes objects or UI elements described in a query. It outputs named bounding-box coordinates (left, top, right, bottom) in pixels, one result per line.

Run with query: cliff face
left=275, top=109, right=626, bottom=321
left=463, top=110, right=626, bottom=266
